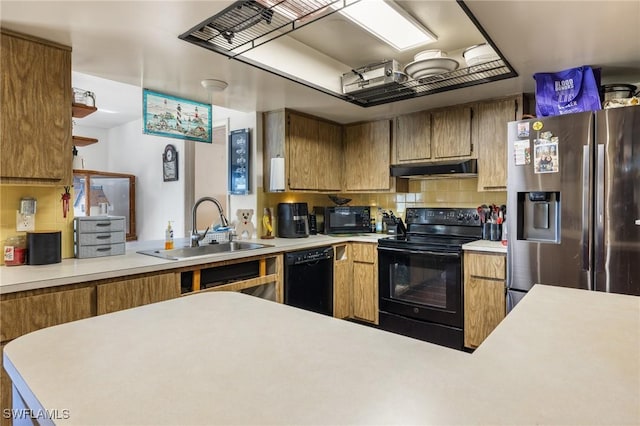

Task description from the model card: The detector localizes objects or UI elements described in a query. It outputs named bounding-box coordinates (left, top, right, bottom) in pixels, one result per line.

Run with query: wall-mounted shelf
left=72, top=101, right=98, bottom=145
left=72, top=103, right=98, bottom=118
left=72, top=136, right=99, bottom=147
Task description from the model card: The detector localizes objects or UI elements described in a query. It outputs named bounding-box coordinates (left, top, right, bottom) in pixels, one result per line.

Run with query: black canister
left=27, top=231, right=62, bottom=265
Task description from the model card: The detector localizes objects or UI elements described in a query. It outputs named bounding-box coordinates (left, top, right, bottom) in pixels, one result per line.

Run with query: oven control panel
left=405, top=208, right=481, bottom=226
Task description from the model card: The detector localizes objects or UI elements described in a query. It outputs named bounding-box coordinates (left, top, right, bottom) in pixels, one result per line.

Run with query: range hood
left=390, top=159, right=477, bottom=177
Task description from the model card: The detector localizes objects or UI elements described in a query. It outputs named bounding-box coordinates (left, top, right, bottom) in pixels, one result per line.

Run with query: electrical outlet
left=16, top=211, right=35, bottom=231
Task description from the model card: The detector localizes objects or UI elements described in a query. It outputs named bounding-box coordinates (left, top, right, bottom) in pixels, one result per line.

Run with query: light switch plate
left=16, top=211, right=35, bottom=231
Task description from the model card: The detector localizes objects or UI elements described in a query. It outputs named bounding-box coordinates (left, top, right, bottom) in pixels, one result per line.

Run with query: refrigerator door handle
left=581, top=145, right=590, bottom=271
left=595, top=144, right=605, bottom=273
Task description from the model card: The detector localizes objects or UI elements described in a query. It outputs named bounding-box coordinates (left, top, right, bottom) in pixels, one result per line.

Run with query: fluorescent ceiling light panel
left=338, top=0, right=436, bottom=51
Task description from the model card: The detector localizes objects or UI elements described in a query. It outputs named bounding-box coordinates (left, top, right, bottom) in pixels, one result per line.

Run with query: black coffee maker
left=277, top=203, right=310, bottom=238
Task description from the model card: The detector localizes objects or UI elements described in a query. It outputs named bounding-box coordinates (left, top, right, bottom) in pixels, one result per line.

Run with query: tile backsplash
left=260, top=177, right=506, bottom=234
left=0, top=185, right=74, bottom=263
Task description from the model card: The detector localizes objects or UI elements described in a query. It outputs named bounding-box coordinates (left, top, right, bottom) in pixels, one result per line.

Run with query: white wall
left=220, top=108, right=260, bottom=233
left=73, top=126, right=109, bottom=171
left=78, top=107, right=261, bottom=242
left=107, top=119, right=187, bottom=241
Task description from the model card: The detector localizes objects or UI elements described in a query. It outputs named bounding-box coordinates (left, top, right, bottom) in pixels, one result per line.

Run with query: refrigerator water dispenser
left=517, top=192, right=560, bottom=242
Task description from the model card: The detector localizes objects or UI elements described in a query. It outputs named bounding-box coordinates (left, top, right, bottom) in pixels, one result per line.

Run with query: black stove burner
left=378, top=207, right=483, bottom=252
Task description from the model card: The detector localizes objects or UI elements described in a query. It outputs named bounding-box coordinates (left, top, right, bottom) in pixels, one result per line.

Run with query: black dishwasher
left=284, top=246, right=334, bottom=316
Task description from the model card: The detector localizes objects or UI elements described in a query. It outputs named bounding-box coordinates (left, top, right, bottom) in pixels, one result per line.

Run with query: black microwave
left=324, top=206, right=371, bottom=234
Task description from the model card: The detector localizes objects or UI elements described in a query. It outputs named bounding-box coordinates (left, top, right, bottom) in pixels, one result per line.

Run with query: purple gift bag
left=534, top=66, right=602, bottom=117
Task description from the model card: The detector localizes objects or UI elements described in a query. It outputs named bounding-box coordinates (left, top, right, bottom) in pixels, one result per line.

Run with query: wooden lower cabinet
left=1, top=343, right=11, bottom=426
left=464, top=251, right=506, bottom=349
left=0, top=286, right=96, bottom=425
left=0, top=287, right=95, bottom=343
left=333, top=244, right=352, bottom=319
left=97, top=272, right=180, bottom=315
left=333, top=242, right=378, bottom=324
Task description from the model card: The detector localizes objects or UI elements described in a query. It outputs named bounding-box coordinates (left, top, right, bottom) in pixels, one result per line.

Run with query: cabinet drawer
left=465, top=252, right=506, bottom=280
left=77, top=231, right=125, bottom=246
left=76, top=217, right=125, bottom=233
left=352, top=243, right=376, bottom=263
left=77, top=243, right=125, bottom=259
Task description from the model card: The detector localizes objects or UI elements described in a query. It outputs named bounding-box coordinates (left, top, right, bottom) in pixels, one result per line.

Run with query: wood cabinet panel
left=96, top=273, right=180, bottom=315
left=351, top=243, right=378, bottom=324
left=476, top=98, right=517, bottom=191
left=351, top=242, right=376, bottom=263
left=464, top=252, right=506, bottom=349
left=333, top=244, right=352, bottom=319
left=352, top=261, right=377, bottom=323
left=0, top=287, right=95, bottom=342
left=288, top=113, right=319, bottom=190
left=316, top=120, right=343, bottom=191
left=0, top=30, right=72, bottom=184
left=1, top=343, right=11, bottom=426
left=264, top=109, right=342, bottom=191
left=432, top=106, right=472, bottom=159
left=394, top=110, right=431, bottom=163
left=343, top=120, right=391, bottom=191
left=465, top=252, right=506, bottom=280
left=263, top=110, right=286, bottom=191
left=464, top=276, right=505, bottom=348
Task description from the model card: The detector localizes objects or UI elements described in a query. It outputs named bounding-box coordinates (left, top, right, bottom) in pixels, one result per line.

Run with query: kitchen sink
left=137, top=241, right=273, bottom=260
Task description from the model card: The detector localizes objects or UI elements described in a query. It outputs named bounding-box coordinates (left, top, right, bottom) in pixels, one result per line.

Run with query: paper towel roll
left=270, top=157, right=285, bottom=192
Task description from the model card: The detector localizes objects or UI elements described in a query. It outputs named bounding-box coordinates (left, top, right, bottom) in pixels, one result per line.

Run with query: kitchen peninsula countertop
left=4, top=285, right=639, bottom=425
left=0, top=234, right=382, bottom=294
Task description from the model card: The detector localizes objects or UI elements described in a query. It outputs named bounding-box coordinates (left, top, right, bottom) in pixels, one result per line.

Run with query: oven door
left=378, top=246, right=462, bottom=328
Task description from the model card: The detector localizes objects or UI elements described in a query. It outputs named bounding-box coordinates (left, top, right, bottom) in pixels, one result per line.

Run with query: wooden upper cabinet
left=316, top=120, right=343, bottom=191
left=475, top=96, right=522, bottom=191
left=343, top=120, right=391, bottom=191
left=0, top=30, right=72, bottom=185
left=432, top=105, right=473, bottom=159
left=288, top=113, right=319, bottom=190
left=394, top=110, right=431, bottom=164
left=263, top=109, right=342, bottom=192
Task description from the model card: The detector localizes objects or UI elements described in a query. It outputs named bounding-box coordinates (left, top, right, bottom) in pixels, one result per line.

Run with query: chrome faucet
left=191, top=197, right=230, bottom=247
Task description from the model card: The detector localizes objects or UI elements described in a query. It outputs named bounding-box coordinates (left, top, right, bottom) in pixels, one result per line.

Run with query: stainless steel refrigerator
left=506, top=106, right=640, bottom=310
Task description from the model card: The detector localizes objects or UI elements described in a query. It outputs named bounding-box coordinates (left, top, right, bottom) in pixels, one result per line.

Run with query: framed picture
left=163, top=144, right=178, bottom=182
left=228, top=128, right=250, bottom=194
left=143, top=89, right=212, bottom=143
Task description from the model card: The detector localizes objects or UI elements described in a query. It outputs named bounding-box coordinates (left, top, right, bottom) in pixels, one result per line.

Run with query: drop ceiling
left=1, top=1, right=639, bottom=127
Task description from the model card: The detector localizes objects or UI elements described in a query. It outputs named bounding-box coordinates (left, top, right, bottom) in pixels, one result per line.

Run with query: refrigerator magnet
left=513, top=140, right=531, bottom=166
left=517, top=122, right=530, bottom=138
left=532, top=121, right=544, bottom=131
left=534, top=142, right=559, bottom=174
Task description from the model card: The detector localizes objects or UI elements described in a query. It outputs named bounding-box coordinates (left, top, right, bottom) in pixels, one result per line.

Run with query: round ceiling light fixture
left=201, top=79, right=228, bottom=92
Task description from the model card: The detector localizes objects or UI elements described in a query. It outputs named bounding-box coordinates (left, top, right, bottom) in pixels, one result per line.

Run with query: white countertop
left=461, top=239, right=507, bottom=253
left=0, top=234, right=382, bottom=294
left=4, top=285, right=639, bottom=425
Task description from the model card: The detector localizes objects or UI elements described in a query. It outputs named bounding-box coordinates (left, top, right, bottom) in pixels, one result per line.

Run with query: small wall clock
left=163, top=144, right=178, bottom=182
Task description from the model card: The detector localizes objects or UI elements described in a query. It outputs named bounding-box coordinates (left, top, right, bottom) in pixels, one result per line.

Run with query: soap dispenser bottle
left=165, top=221, right=174, bottom=250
